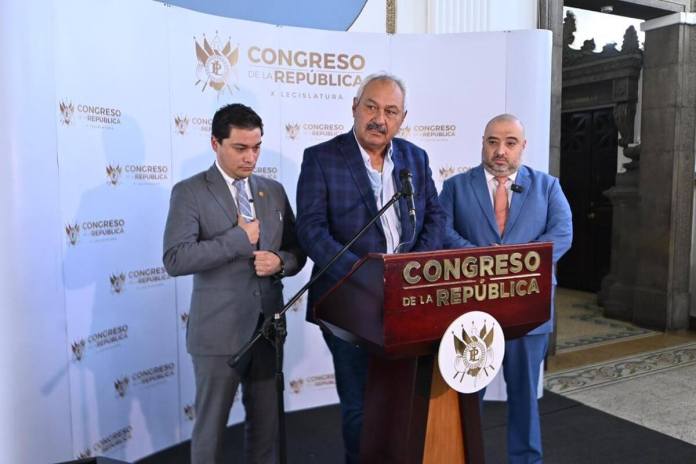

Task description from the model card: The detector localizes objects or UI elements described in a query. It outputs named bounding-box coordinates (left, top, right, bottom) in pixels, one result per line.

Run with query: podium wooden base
left=360, top=355, right=484, bottom=464
left=423, top=365, right=465, bottom=463
left=317, top=245, right=554, bottom=463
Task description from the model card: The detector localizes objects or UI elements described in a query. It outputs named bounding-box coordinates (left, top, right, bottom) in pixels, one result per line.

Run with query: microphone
left=399, top=169, right=416, bottom=225
left=511, top=184, right=524, bottom=193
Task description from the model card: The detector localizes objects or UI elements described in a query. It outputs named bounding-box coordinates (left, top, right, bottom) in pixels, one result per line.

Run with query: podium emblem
left=437, top=311, right=505, bottom=393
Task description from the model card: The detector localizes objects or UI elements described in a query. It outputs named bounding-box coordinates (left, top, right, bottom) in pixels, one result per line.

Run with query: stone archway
left=559, top=13, right=642, bottom=295
left=541, top=0, right=696, bottom=330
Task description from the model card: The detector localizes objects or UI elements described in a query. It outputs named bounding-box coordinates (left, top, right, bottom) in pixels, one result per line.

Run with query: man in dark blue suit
left=295, top=73, right=444, bottom=463
left=439, top=114, right=572, bottom=464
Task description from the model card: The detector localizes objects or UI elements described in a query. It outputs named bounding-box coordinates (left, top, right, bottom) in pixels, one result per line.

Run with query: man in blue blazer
left=439, top=114, right=572, bottom=463
left=296, top=73, right=445, bottom=463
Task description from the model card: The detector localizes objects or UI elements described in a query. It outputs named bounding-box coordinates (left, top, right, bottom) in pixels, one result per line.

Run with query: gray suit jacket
left=163, top=164, right=305, bottom=356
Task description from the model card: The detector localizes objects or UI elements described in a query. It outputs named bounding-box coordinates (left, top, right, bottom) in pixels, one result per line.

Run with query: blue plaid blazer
left=296, top=131, right=445, bottom=321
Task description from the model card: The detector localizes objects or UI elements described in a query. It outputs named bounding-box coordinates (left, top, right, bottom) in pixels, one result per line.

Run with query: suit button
left=253, top=290, right=260, bottom=297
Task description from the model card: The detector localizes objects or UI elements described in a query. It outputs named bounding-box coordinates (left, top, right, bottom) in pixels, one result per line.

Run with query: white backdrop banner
left=53, top=0, right=551, bottom=460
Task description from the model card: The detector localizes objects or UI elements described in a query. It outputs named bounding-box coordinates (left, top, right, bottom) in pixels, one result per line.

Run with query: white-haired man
left=296, top=73, right=445, bottom=463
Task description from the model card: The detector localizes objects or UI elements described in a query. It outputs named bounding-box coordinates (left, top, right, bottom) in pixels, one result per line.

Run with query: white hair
left=354, top=72, right=407, bottom=110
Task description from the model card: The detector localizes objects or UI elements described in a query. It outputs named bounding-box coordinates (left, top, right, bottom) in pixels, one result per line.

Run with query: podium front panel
left=316, top=242, right=553, bottom=357
left=381, top=243, right=553, bottom=353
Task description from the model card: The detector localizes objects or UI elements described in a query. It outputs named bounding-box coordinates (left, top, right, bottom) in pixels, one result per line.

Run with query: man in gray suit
left=163, top=103, right=305, bottom=464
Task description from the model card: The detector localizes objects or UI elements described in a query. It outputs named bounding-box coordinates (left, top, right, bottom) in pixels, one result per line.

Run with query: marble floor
left=546, top=288, right=696, bottom=444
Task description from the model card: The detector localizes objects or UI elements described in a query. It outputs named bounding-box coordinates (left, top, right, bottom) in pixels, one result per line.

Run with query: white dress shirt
left=354, top=131, right=402, bottom=254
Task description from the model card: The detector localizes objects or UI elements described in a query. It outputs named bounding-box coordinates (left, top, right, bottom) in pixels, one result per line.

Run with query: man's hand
left=253, top=251, right=282, bottom=277
left=238, top=214, right=259, bottom=245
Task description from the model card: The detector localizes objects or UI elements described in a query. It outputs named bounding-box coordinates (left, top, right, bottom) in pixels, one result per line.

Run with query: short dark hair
left=211, top=103, right=264, bottom=142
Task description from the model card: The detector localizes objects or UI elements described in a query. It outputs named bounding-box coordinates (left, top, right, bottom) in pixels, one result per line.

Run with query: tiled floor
left=549, top=288, right=696, bottom=372
left=546, top=288, right=696, bottom=445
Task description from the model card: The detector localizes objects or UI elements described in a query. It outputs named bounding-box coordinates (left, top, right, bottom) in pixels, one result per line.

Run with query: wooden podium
left=315, top=243, right=553, bottom=464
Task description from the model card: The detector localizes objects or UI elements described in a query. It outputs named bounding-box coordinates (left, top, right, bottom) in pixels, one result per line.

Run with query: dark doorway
left=558, top=108, right=617, bottom=291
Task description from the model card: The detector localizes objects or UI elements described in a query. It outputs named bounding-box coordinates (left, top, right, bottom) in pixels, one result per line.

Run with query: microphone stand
left=228, top=190, right=408, bottom=464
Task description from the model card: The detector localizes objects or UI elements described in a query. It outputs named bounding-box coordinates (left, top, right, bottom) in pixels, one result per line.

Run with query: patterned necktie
left=494, top=176, right=508, bottom=235
left=233, top=179, right=254, bottom=223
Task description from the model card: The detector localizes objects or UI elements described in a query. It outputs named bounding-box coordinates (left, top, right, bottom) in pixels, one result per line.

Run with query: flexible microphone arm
left=228, top=189, right=406, bottom=464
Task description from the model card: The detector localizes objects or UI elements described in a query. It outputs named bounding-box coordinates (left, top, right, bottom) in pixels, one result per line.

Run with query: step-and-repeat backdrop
left=54, top=0, right=550, bottom=460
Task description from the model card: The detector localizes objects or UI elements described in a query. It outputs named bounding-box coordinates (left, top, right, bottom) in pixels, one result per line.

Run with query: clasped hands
left=237, top=214, right=281, bottom=277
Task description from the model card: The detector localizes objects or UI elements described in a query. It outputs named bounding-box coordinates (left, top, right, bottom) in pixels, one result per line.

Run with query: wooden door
left=558, top=108, right=617, bottom=291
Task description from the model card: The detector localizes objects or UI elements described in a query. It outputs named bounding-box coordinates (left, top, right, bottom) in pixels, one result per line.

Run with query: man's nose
left=372, top=109, right=387, bottom=124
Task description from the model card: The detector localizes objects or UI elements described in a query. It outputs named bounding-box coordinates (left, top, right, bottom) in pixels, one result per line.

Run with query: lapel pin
left=258, top=191, right=265, bottom=198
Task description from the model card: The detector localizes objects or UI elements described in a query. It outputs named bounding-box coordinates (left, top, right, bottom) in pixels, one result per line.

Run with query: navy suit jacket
left=439, top=164, right=572, bottom=334
left=296, top=131, right=445, bottom=321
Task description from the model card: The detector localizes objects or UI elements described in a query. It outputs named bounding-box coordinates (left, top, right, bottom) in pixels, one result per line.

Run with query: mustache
left=366, top=121, right=387, bottom=134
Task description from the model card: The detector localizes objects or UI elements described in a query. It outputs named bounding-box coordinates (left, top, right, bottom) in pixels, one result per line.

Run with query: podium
left=315, top=243, right=553, bottom=463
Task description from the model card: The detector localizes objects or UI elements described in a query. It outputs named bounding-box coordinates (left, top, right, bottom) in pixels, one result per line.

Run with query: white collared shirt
left=215, top=161, right=257, bottom=218
left=484, top=168, right=518, bottom=208
left=353, top=131, right=402, bottom=254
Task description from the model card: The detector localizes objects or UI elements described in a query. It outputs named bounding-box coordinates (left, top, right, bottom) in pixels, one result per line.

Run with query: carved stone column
left=598, top=59, right=641, bottom=318
left=632, top=13, right=696, bottom=329
left=601, top=144, right=641, bottom=320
